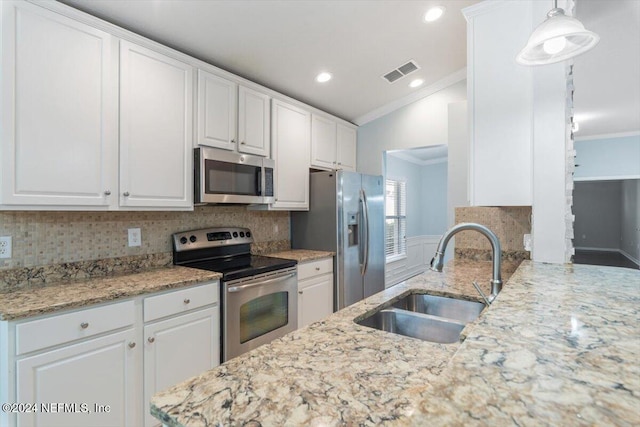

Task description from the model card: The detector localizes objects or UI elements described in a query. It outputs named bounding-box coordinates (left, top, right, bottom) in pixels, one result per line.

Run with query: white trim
left=387, top=151, right=448, bottom=166
left=353, top=68, right=467, bottom=126
left=462, top=0, right=510, bottom=21
left=574, top=131, right=640, bottom=142
left=574, top=175, right=640, bottom=182
left=385, top=235, right=442, bottom=287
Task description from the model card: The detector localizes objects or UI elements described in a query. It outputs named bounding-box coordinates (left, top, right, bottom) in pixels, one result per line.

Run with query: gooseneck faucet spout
left=430, top=223, right=502, bottom=303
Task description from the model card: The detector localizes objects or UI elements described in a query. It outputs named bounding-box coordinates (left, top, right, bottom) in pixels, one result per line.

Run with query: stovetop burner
left=172, top=227, right=296, bottom=281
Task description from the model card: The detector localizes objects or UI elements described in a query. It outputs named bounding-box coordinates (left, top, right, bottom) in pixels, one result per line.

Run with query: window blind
left=385, top=179, right=407, bottom=259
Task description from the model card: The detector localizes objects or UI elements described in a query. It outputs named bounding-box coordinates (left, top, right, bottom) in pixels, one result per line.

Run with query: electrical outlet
left=128, top=228, right=141, bottom=247
left=0, top=236, right=12, bottom=259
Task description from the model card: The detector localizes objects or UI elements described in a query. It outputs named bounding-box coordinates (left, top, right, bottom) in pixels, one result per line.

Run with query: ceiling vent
left=382, top=60, right=421, bottom=84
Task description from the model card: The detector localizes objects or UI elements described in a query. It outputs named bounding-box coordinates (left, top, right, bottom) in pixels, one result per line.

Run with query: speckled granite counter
left=266, top=249, right=334, bottom=263
left=0, top=267, right=221, bottom=321
left=151, top=260, right=640, bottom=426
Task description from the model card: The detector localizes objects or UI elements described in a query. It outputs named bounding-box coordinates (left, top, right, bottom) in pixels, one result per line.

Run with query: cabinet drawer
left=298, top=258, right=333, bottom=280
left=16, top=300, right=135, bottom=355
left=144, top=282, right=218, bottom=322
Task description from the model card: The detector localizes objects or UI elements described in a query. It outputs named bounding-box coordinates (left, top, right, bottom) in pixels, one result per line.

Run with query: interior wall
left=621, top=179, right=640, bottom=262
left=356, top=80, right=467, bottom=176
left=420, top=162, right=448, bottom=235
left=385, top=155, right=423, bottom=237
left=574, top=134, right=640, bottom=180
left=573, top=181, right=622, bottom=250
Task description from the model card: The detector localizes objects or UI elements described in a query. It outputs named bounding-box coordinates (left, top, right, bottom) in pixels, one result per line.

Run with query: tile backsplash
left=0, top=206, right=289, bottom=269
left=454, top=206, right=532, bottom=261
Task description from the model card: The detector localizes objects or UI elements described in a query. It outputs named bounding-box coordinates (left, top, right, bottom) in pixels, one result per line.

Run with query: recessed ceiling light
left=424, top=6, right=445, bottom=23
left=409, top=79, right=424, bottom=88
left=315, top=72, right=332, bottom=83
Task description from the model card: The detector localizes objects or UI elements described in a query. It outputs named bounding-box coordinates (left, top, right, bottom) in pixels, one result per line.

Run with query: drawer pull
left=315, top=267, right=320, bottom=271
left=80, top=322, right=89, bottom=329
left=298, top=291, right=303, bottom=294
left=148, top=337, right=155, bottom=344
left=128, top=342, right=136, bottom=349
left=183, top=298, right=191, bottom=304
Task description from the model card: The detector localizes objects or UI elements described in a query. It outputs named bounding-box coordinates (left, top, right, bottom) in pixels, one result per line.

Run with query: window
left=385, top=179, right=406, bottom=259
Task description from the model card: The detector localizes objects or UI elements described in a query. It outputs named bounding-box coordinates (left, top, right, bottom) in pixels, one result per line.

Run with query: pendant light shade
left=516, top=8, right=599, bottom=66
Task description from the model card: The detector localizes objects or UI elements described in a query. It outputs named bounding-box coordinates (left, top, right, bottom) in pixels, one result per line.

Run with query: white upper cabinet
left=238, top=86, right=271, bottom=157
left=119, top=41, right=193, bottom=209
left=271, top=99, right=311, bottom=210
left=311, top=114, right=356, bottom=172
left=196, top=70, right=237, bottom=151
left=465, top=1, right=533, bottom=206
left=0, top=1, right=118, bottom=207
left=336, top=124, right=357, bottom=171
left=196, top=71, right=271, bottom=157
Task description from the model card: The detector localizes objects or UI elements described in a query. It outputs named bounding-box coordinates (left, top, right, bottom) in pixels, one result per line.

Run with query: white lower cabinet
left=297, top=258, right=334, bottom=328
left=143, top=307, right=219, bottom=427
left=0, top=281, right=220, bottom=427
left=16, top=328, right=139, bottom=427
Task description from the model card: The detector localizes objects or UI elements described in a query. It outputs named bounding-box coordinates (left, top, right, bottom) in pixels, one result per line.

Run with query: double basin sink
left=356, top=293, right=486, bottom=344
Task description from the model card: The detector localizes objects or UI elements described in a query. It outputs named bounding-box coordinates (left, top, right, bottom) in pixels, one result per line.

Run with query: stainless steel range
left=172, top=227, right=297, bottom=362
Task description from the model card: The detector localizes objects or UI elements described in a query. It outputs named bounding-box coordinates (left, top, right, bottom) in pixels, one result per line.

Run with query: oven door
left=223, top=267, right=298, bottom=361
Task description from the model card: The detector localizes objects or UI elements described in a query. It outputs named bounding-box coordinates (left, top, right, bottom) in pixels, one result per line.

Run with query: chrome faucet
left=430, top=223, right=503, bottom=304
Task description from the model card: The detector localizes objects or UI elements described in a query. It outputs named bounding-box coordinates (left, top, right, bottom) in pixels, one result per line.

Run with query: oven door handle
left=227, top=272, right=296, bottom=293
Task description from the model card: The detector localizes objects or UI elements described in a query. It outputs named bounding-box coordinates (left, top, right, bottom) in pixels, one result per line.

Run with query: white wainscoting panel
left=385, top=235, right=442, bottom=287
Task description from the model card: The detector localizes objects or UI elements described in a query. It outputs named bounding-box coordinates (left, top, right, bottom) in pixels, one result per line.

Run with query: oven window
left=239, top=292, right=288, bottom=344
left=205, top=159, right=259, bottom=196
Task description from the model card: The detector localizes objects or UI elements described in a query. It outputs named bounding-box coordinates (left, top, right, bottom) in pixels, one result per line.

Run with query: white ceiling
left=59, top=0, right=478, bottom=123
left=573, top=0, right=640, bottom=137
left=388, top=145, right=448, bottom=165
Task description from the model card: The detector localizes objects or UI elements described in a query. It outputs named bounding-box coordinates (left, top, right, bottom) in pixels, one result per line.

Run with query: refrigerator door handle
left=360, top=189, right=370, bottom=276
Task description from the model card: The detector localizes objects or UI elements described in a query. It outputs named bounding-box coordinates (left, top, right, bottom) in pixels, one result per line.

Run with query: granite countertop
left=151, top=260, right=640, bottom=426
left=265, top=249, right=335, bottom=263
left=0, top=266, right=222, bottom=321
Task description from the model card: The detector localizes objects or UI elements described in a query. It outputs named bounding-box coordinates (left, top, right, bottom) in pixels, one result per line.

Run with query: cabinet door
left=467, top=1, right=533, bottom=206
left=271, top=100, right=311, bottom=210
left=310, top=115, right=337, bottom=170
left=298, top=274, right=333, bottom=328
left=17, top=329, right=140, bottom=427
left=119, top=41, right=193, bottom=209
left=336, top=124, right=357, bottom=172
left=0, top=1, right=117, bottom=207
left=197, top=70, right=237, bottom=150
left=143, top=307, right=219, bottom=427
left=238, top=86, right=270, bottom=157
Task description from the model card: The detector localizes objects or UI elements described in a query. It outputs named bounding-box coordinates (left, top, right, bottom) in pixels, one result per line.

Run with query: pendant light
left=516, top=0, right=599, bottom=66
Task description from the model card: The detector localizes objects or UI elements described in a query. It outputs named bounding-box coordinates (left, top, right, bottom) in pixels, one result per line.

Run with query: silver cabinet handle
left=123, top=192, right=130, bottom=197
left=337, top=162, right=342, bottom=165
left=315, top=267, right=320, bottom=271
left=147, top=337, right=155, bottom=344
left=240, top=141, right=246, bottom=145
left=298, top=291, right=303, bottom=294
left=231, top=139, right=236, bottom=143
left=183, top=298, right=190, bottom=304
left=104, top=190, right=111, bottom=196
left=128, top=342, right=136, bottom=349
left=80, top=322, right=89, bottom=329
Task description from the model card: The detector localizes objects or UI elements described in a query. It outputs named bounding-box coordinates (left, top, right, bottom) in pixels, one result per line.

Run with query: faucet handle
left=472, top=281, right=491, bottom=306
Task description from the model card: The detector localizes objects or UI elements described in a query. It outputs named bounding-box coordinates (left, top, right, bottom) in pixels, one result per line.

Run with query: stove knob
left=179, top=237, right=188, bottom=245
left=239, top=232, right=245, bottom=238
left=189, top=235, right=197, bottom=243
left=232, top=232, right=238, bottom=238
left=246, top=232, right=251, bottom=238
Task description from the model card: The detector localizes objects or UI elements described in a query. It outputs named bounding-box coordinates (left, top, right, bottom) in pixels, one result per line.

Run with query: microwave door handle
left=256, top=169, right=262, bottom=196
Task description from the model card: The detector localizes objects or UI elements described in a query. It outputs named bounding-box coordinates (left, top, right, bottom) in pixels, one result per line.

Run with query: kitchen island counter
left=151, top=260, right=639, bottom=426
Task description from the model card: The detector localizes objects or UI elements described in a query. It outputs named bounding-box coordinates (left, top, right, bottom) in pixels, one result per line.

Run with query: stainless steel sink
left=357, top=308, right=465, bottom=344
left=391, top=293, right=485, bottom=323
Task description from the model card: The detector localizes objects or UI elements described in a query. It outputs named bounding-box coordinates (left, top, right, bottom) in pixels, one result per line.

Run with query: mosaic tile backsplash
left=0, top=206, right=290, bottom=270
left=454, top=206, right=532, bottom=261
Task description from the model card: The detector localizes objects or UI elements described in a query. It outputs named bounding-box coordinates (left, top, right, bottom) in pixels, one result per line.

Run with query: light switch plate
left=128, top=228, right=141, bottom=247
left=0, top=236, right=12, bottom=259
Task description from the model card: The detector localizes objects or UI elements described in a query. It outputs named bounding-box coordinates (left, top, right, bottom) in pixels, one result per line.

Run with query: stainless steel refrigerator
left=291, top=171, right=385, bottom=310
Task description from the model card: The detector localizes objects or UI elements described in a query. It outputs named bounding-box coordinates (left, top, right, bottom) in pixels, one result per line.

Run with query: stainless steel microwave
left=194, top=147, right=275, bottom=204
